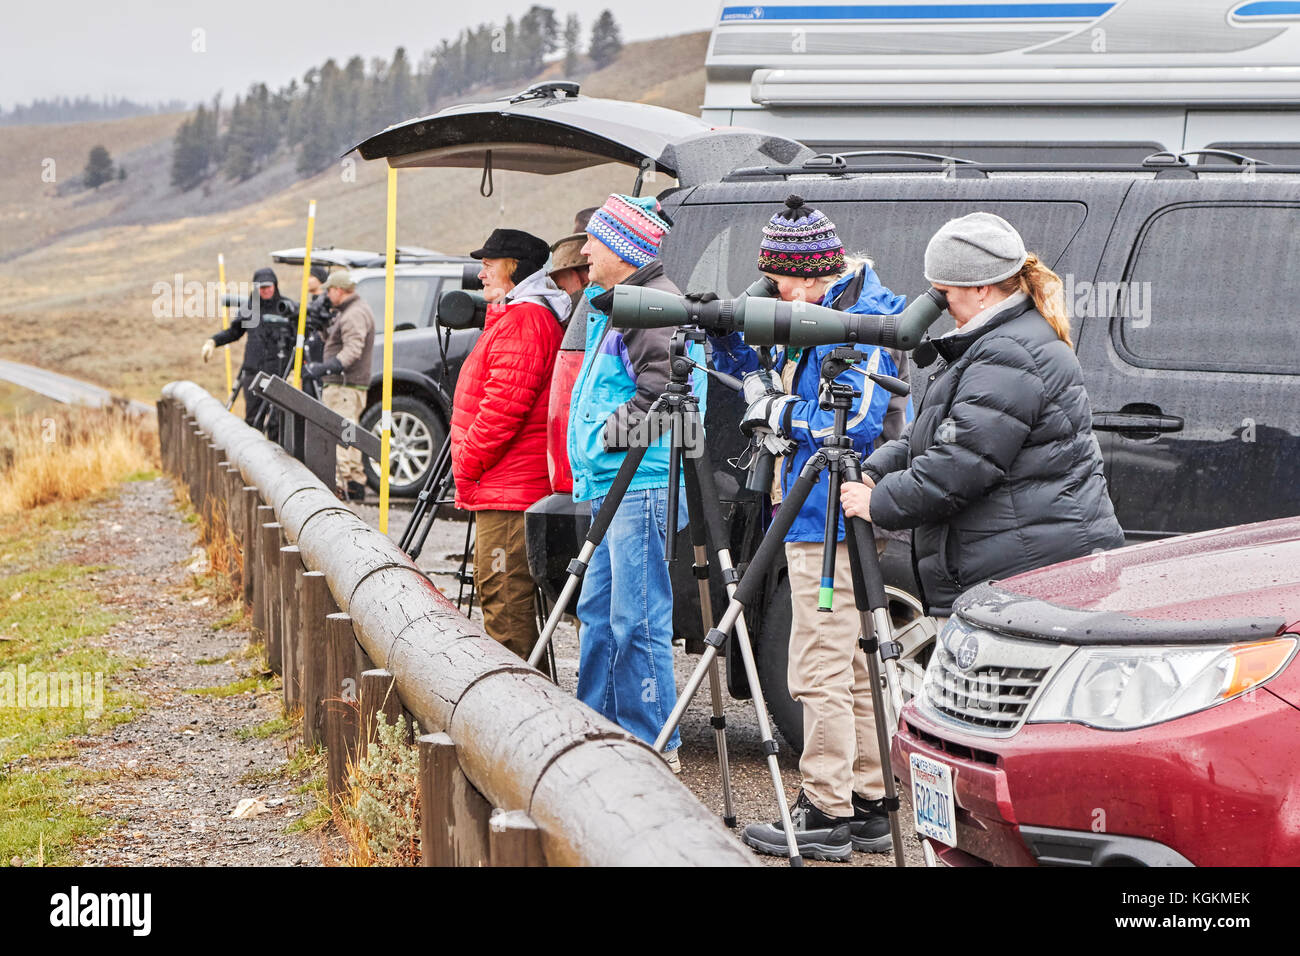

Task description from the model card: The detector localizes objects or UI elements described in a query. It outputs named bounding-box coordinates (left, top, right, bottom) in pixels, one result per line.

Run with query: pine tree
left=84, top=145, right=115, bottom=189
left=588, top=9, right=622, bottom=68
left=563, top=13, right=582, bottom=75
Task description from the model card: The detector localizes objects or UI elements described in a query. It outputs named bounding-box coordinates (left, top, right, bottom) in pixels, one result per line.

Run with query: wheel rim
left=884, top=585, right=932, bottom=703
left=369, top=411, right=435, bottom=486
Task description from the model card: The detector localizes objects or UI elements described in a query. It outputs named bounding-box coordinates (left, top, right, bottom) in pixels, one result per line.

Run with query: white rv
left=703, top=0, right=1300, bottom=162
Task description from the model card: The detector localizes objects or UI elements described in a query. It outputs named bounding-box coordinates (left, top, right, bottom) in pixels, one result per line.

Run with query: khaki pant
left=474, top=510, right=539, bottom=661
left=785, top=539, right=885, bottom=817
left=322, top=384, right=366, bottom=489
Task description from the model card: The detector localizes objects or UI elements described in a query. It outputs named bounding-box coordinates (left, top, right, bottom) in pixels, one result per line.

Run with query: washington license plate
left=910, top=753, right=957, bottom=848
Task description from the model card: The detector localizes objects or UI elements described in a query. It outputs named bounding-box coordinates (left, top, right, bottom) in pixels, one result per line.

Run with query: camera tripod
left=653, top=345, right=910, bottom=866
left=526, top=328, right=804, bottom=865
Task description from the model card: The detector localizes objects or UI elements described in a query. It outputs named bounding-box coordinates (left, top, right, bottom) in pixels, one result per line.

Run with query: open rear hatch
left=349, top=81, right=812, bottom=188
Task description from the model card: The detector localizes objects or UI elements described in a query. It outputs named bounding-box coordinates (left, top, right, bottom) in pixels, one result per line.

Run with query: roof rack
left=723, top=149, right=1300, bottom=183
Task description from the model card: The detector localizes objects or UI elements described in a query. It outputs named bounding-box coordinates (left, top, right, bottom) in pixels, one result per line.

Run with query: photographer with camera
left=202, top=266, right=297, bottom=428
left=304, top=270, right=374, bottom=501
left=570, top=193, right=704, bottom=774
left=449, top=229, right=568, bottom=661
left=841, top=212, right=1123, bottom=616
left=706, top=195, right=906, bottom=861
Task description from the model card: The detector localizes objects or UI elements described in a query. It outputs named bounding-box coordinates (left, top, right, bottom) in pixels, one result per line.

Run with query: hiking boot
left=663, top=748, right=682, bottom=775
left=850, top=792, right=892, bottom=853
left=345, top=481, right=367, bottom=502
left=741, top=791, right=852, bottom=862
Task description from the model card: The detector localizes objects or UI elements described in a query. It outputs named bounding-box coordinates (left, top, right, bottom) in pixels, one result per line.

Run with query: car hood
left=991, top=516, right=1300, bottom=631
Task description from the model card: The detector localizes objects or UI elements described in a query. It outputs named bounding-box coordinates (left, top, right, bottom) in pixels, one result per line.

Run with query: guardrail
left=158, top=381, right=754, bottom=867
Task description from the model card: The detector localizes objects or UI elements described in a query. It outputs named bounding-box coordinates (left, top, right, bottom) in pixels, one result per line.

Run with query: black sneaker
left=345, top=481, right=368, bottom=502
left=741, top=791, right=852, bottom=862
left=850, top=792, right=892, bottom=853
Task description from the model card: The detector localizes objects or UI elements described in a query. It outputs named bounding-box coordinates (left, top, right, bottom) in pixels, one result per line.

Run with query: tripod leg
left=681, top=452, right=736, bottom=828
left=524, top=439, right=652, bottom=670
left=406, top=440, right=454, bottom=560
left=655, top=453, right=827, bottom=867
left=841, top=489, right=908, bottom=868
left=400, top=436, right=450, bottom=553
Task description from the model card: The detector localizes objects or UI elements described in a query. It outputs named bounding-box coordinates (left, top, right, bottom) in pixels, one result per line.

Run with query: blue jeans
left=576, top=487, right=684, bottom=752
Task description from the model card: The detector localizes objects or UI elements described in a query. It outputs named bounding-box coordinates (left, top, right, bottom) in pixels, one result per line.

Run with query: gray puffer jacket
left=864, top=293, right=1124, bottom=614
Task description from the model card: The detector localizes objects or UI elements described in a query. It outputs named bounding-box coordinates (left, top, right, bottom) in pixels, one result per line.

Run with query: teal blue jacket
left=567, top=261, right=707, bottom=503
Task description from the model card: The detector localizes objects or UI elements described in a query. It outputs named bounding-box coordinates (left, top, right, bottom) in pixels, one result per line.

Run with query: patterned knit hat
left=758, top=195, right=845, bottom=279
left=586, top=194, right=671, bottom=267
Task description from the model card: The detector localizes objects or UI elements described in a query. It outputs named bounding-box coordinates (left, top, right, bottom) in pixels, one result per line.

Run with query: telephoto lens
left=461, top=263, right=484, bottom=291
left=438, top=289, right=487, bottom=330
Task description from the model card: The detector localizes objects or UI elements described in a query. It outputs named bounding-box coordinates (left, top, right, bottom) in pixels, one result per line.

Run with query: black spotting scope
left=607, top=284, right=947, bottom=351
left=438, top=289, right=487, bottom=330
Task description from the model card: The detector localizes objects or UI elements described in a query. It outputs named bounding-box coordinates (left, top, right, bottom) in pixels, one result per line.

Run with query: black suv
left=352, top=88, right=1300, bottom=749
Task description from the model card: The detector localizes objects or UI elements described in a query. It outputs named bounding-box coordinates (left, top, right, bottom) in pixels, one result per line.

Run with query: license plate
left=910, top=753, right=957, bottom=848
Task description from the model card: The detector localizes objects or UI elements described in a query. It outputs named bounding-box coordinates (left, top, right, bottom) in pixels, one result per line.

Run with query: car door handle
left=1092, top=412, right=1184, bottom=433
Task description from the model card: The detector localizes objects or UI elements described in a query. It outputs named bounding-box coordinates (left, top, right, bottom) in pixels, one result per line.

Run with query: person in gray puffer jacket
left=842, top=212, right=1124, bottom=615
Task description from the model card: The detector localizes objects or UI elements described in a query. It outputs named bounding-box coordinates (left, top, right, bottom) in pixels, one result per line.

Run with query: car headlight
left=1029, top=637, right=1297, bottom=730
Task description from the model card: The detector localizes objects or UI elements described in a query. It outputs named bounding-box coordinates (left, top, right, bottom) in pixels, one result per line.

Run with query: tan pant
left=322, top=384, right=366, bottom=489
left=785, top=539, right=885, bottom=817
left=474, top=510, right=539, bottom=661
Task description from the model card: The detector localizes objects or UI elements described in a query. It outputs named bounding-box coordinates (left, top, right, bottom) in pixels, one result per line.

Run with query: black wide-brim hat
left=470, top=228, right=550, bottom=264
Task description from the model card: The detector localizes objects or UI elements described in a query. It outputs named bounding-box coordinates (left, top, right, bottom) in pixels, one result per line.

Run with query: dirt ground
left=58, top=478, right=339, bottom=866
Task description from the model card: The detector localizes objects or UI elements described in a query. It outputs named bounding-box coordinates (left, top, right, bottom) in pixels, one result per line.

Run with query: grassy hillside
left=0, top=31, right=708, bottom=403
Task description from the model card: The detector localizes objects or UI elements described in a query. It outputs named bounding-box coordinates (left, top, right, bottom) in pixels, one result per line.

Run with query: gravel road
left=354, top=495, right=925, bottom=868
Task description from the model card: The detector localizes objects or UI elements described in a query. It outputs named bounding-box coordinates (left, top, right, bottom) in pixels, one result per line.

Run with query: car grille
left=922, top=631, right=1054, bottom=735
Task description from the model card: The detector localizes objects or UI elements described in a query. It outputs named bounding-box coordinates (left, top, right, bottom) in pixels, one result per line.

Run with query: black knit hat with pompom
left=757, top=194, right=845, bottom=278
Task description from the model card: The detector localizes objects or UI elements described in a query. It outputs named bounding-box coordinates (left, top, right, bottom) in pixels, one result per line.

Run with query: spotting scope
left=437, top=289, right=487, bottom=330
left=607, top=284, right=948, bottom=351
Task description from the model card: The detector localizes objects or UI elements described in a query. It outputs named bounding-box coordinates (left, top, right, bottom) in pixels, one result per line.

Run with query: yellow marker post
left=379, top=168, right=397, bottom=535
left=292, top=199, right=318, bottom=390
left=217, top=253, right=232, bottom=395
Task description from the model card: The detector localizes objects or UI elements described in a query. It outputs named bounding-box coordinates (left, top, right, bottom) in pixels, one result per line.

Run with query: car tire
left=359, top=396, right=446, bottom=497
left=753, top=573, right=934, bottom=757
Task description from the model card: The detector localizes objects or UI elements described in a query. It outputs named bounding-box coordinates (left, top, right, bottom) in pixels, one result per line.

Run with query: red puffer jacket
left=450, top=287, right=564, bottom=511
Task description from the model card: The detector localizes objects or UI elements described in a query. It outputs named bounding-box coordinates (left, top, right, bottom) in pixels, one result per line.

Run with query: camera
left=437, top=289, right=487, bottom=330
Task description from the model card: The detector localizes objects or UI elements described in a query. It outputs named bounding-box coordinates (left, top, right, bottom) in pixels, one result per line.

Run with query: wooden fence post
left=298, top=570, right=333, bottom=748
left=357, top=668, right=403, bottom=759
left=280, top=544, right=303, bottom=710
left=324, top=612, right=360, bottom=803
left=261, top=522, right=284, bottom=674
left=241, top=487, right=259, bottom=607
left=418, top=732, right=491, bottom=867
left=251, top=505, right=274, bottom=637
left=489, top=810, right=546, bottom=867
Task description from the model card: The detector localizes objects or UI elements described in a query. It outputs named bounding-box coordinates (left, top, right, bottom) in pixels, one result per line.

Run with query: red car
left=893, top=516, right=1300, bottom=867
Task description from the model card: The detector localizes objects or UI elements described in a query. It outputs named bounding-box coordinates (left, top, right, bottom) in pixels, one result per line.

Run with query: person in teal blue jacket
left=566, top=194, right=706, bottom=772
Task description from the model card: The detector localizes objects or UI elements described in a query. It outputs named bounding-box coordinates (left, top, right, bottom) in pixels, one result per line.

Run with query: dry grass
left=0, top=406, right=158, bottom=515
left=331, top=707, right=421, bottom=867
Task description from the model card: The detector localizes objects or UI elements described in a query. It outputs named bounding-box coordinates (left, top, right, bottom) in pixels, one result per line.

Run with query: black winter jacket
left=864, top=294, right=1124, bottom=614
left=212, top=268, right=297, bottom=377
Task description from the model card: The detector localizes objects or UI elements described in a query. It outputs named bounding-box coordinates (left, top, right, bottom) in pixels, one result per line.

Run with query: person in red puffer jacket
left=451, top=228, right=568, bottom=660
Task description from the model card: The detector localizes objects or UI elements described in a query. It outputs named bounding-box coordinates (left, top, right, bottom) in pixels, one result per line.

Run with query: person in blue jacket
left=710, top=195, right=907, bottom=862
left=567, top=193, right=707, bottom=774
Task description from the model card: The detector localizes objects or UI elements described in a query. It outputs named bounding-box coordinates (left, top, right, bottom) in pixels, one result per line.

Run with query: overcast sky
left=3, top=0, right=720, bottom=110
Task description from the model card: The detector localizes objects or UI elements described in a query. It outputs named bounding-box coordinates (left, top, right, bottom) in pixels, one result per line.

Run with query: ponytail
left=997, top=252, right=1071, bottom=346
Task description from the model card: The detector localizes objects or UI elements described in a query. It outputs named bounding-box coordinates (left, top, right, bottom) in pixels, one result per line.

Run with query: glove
left=741, top=393, right=796, bottom=438
left=758, top=431, right=796, bottom=457
left=683, top=291, right=719, bottom=304
left=201, top=339, right=215, bottom=363
left=305, top=357, right=344, bottom=379
left=741, top=368, right=783, bottom=405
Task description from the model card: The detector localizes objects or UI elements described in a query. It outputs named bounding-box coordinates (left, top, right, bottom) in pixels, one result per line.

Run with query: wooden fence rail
left=158, top=381, right=754, bottom=868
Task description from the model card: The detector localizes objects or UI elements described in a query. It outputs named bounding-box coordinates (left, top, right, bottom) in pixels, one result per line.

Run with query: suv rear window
left=355, top=275, right=440, bottom=329
left=662, top=199, right=1086, bottom=339
left=1115, top=203, right=1300, bottom=375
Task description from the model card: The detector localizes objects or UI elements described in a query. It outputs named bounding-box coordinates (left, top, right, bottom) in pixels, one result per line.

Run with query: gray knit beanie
left=924, top=212, right=1028, bottom=286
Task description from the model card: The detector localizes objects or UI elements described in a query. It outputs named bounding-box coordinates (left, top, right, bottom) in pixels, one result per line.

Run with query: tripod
left=654, top=345, right=910, bottom=866
left=526, top=328, right=803, bottom=865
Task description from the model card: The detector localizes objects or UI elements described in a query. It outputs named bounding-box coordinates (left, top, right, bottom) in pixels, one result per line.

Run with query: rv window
left=662, top=198, right=1087, bottom=327
left=355, top=275, right=441, bottom=330
left=1115, top=204, right=1300, bottom=375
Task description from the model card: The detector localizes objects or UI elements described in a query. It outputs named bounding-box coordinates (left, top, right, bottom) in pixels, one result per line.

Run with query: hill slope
left=0, top=31, right=708, bottom=402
